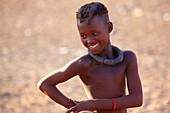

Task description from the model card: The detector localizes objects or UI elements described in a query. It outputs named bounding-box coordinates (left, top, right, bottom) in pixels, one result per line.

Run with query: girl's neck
left=98, top=43, right=114, bottom=59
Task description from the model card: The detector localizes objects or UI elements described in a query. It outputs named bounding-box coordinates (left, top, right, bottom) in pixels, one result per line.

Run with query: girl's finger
left=73, top=108, right=80, bottom=113
left=66, top=106, right=77, bottom=113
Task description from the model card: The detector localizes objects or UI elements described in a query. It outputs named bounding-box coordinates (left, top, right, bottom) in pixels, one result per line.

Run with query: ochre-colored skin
left=37, top=15, right=143, bottom=113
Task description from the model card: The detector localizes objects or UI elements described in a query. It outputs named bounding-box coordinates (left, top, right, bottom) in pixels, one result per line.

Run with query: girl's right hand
left=66, top=100, right=96, bottom=113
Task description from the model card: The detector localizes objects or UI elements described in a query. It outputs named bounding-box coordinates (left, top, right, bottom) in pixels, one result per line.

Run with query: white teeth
left=89, top=43, right=99, bottom=49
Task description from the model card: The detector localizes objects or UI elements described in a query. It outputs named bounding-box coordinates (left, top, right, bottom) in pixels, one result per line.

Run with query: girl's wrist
left=70, top=100, right=77, bottom=107
left=65, top=99, right=77, bottom=109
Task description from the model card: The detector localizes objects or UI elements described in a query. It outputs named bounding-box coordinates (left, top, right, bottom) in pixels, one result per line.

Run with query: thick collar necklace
left=88, top=45, right=124, bottom=65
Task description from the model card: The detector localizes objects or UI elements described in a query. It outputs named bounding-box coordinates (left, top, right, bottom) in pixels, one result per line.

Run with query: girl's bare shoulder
left=123, top=50, right=136, bottom=57
left=122, top=50, right=137, bottom=64
left=75, top=54, right=93, bottom=70
left=60, top=54, right=92, bottom=76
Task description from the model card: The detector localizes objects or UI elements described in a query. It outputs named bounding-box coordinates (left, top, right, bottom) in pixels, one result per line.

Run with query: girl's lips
left=88, top=43, right=99, bottom=49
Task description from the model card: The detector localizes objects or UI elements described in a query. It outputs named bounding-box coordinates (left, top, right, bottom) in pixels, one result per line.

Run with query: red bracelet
left=66, top=99, right=71, bottom=109
left=113, top=98, right=116, bottom=111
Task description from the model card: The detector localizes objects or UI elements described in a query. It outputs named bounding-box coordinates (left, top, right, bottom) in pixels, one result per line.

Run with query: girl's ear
left=107, top=22, right=113, bottom=33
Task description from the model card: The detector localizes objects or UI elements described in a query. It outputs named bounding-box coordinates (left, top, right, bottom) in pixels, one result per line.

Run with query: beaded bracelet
left=113, top=98, right=116, bottom=111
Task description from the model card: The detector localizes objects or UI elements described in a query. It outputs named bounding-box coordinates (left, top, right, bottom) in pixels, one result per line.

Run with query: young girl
left=37, top=2, right=143, bottom=113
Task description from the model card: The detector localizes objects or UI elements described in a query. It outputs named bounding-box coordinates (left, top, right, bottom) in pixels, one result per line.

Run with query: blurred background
left=0, top=0, right=170, bottom=113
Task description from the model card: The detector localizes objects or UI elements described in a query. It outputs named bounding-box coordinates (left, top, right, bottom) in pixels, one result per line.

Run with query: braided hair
left=76, top=2, right=109, bottom=24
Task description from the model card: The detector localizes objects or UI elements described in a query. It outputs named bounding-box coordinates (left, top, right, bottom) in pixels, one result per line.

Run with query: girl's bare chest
left=83, top=64, right=126, bottom=85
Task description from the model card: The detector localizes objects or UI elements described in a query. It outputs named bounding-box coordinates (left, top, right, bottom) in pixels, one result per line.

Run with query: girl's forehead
left=77, top=18, right=108, bottom=34
left=77, top=15, right=106, bottom=27
left=77, top=21, right=102, bottom=31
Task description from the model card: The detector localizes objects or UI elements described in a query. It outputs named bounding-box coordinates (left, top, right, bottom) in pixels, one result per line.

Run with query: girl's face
left=77, top=15, right=112, bottom=54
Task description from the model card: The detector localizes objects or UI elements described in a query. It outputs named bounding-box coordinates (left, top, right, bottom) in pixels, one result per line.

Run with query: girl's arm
left=37, top=57, right=85, bottom=108
left=115, top=51, right=143, bottom=109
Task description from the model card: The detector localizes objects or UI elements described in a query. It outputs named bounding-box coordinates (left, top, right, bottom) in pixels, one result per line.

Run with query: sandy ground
left=0, top=0, right=170, bottom=113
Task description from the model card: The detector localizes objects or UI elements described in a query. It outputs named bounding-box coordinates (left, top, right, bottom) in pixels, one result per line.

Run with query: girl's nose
left=87, top=37, right=95, bottom=44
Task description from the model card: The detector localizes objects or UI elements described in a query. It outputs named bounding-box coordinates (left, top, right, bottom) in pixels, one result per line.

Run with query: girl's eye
left=81, top=35, right=87, bottom=39
left=93, top=32, right=98, bottom=36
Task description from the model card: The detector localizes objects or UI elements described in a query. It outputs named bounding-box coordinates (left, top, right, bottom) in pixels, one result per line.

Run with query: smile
left=89, top=43, right=99, bottom=49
